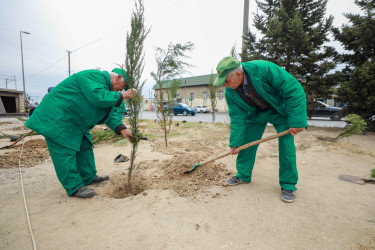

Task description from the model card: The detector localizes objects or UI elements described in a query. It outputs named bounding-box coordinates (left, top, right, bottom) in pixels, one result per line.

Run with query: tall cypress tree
left=333, top=0, right=375, bottom=131
left=241, top=0, right=338, bottom=113
left=125, top=0, right=150, bottom=188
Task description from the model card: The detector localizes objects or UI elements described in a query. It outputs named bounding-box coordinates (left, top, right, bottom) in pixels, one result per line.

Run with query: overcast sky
left=0, top=0, right=360, bottom=102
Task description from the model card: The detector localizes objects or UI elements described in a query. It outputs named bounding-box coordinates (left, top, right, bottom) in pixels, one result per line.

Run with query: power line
left=0, top=73, right=14, bottom=77
left=26, top=55, right=67, bottom=79
left=72, top=0, right=188, bottom=53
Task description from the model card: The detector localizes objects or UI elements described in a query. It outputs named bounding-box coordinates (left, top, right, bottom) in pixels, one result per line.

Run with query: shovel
left=338, top=175, right=375, bottom=185
left=184, top=130, right=290, bottom=174
left=0, top=130, right=34, bottom=150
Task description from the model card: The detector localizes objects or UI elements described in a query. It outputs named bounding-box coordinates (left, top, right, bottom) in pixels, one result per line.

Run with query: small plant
left=371, top=169, right=375, bottom=178
left=151, top=42, right=194, bottom=146
left=335, top=114, right=367, bottom=140
left=208, top=71, right=217, bottom=123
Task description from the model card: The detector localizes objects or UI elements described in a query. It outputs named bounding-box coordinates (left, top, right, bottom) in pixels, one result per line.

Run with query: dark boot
left=73, top=186, right=95, bottom=198
left=281, top=189, right=296, bottom=203
left=90, top=175, right=109, bottom=184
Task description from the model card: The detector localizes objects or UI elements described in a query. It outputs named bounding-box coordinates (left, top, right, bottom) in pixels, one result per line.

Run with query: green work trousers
left=45, top=135, right=97, bottom=196
left=235, top=109, right=298, bottom=191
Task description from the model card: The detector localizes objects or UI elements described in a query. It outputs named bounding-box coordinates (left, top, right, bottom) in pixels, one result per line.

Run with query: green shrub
left=336, top=114, right=367, bottom=139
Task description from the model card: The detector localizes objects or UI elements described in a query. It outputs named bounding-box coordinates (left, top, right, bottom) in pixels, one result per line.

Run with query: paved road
left=135, top=111, right=347, bottom=128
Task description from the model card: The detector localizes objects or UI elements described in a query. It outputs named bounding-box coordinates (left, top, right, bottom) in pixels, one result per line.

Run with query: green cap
left=111, top=68, right=129, bottom=91
left=111, top=68, right=128, bottom=82
left=213, top=57, right=240, bottom=87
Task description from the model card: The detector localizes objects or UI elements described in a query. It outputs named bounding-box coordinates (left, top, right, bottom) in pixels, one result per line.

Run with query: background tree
left=333, top=0, right=375, bottom=131
left=124, top=0, right=150, bottom=188
left=166, top=79, right=182, bottom=132
left=151, top=42, right=194, bottom=146
left=241, top=0, right=339, bottom=115
left=208, top=72, right=217, bottom=123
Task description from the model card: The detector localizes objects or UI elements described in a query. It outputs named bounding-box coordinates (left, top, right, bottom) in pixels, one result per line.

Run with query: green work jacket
left=225, top=60, right=307, bottom=147
left=25, top=70, right=125, bottom=151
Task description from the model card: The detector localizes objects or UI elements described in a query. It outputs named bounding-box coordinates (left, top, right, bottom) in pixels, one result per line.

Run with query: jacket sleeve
left=77, top=73, right=121, bottom=108
left=263, top=62, right=307, bottom=128
left=226, top=89, right=248, bottom=147
left=106, top=105, right=127, bottom=134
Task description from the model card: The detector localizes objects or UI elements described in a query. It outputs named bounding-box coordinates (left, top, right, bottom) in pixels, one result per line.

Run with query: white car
left=194, top=105, right=210, bottom=113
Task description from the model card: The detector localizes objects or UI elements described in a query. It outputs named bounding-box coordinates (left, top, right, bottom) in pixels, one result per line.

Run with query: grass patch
left=91, top=130, right=124, bottom=144
left=168, top=131, right=183, bottom=137
left=180, top=122, right=204, bottom=129
left=0, top=133, right=10, bottom=139
left=16, top=117, right=27, bottom=122
left=113, top=139, right=129, bottom=147
left=371, top=169, right=375, bottom=178
left=143, top=133, right=162, bottom=140
left=214, top=122, right=227, bottom=128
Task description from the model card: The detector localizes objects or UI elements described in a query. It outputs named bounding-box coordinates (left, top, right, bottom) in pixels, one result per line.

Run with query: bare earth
left=0, top=117, right=374, bottom=250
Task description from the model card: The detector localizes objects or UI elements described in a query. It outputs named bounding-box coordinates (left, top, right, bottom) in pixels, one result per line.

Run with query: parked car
left=313, top=101, right=342, bottom=121
left=194, top=105, right=210, bottom=113
left=163, top=103, right=196, bottom=116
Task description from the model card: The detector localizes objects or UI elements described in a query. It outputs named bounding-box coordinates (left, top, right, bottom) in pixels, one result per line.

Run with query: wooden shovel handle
left=199, top=130, right=290, bottom=166
left=362, top=177, right=375, bottom=182
left=12, top=130, right=34, bottom=145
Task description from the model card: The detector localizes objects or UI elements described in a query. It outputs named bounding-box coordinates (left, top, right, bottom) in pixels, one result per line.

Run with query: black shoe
left=224, top=176, right=249, bottom=186
left=90, top=175, right=109, bottom=184
left=73, top=186, right=95, bottom=198
left=281, top=189, right=296, bottom=203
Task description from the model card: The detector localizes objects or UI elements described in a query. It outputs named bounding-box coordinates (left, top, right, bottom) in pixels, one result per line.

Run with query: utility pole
left=67, top=50, right=72, bottom=76
left=5, top=79, right=8, bottom=89
left=14, top=75, right=17, bottom=90
left=242, top=0, right=250, bottom=53
left=20, top=31, right=30, bottom=99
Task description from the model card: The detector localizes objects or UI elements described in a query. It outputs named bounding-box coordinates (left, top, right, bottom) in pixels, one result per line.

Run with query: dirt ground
left=0, top=117, right=374, bottom=250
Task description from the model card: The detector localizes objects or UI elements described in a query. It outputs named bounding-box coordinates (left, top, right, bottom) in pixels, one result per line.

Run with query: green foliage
left=336, top=114, right=367, bottom=139
left=208, top=72, right=217, bottom=123
left=241, top=0, right=339, bottom=115
left=91, top=130, right=124, bottom=144
left=333, top=0, right=375, bottom=131
left=371, top=169, right=375, bottom=178
left=151, top=42, right=194, bottom=146
left=124, top=0, right=150, bottom=187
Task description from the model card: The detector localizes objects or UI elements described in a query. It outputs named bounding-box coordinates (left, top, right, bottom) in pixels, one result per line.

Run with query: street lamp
left=20, top=30, right=30, bottom=99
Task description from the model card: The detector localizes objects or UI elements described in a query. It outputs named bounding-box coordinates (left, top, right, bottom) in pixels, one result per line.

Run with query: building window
left=219, top=91, right=223, bottom=100
left=190, top=93, right=195, bottom=101
left=203, top=92, right=207, bottom=101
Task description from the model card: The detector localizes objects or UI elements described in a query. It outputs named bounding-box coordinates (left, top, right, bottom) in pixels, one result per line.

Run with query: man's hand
left=120, top=129, right=133, bottom=141
left=289, top=127, right=303, bottom=136
left=122, top=88, right=137, bottom=99
left=230, top=147, right=239, bottom=155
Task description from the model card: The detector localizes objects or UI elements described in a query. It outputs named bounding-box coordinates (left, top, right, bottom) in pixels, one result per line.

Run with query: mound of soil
left=0, top=139, right=50, bottom=168
left=106, top=139, right=234, bottom=198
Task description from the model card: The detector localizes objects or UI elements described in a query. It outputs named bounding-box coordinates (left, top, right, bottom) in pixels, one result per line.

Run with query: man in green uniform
left=214, top=57, right=306, bottom=203
left=25, top=68, right=136, bottom=198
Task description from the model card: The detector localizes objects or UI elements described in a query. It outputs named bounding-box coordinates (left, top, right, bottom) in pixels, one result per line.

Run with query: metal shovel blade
left=114, top=154, right=129, bottom=163
left=184, top=163, right=201, bottom=174
left=338, top=175, right=365, bottom=185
